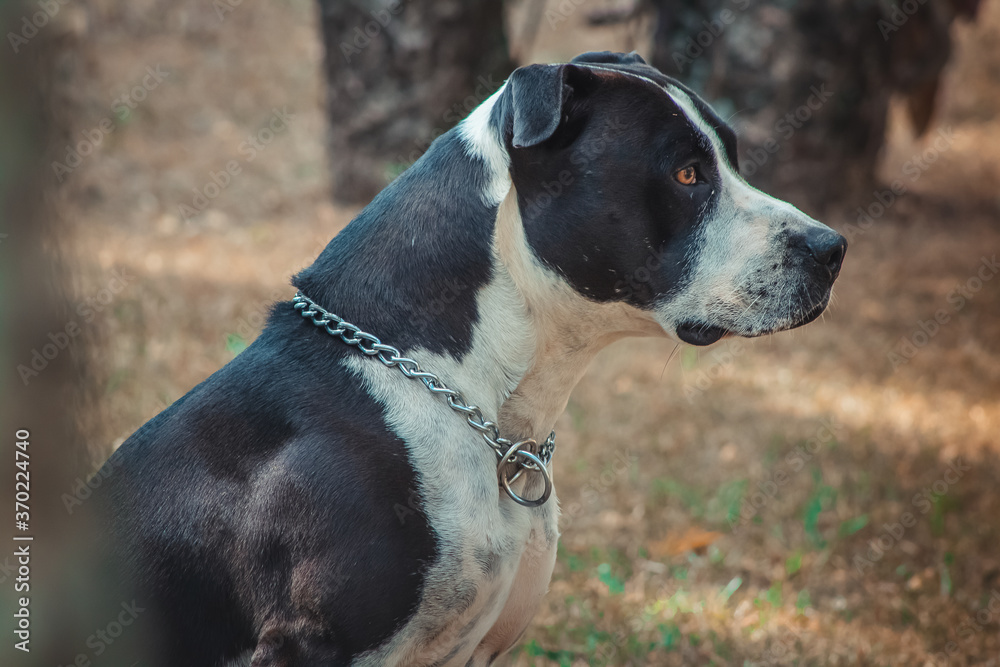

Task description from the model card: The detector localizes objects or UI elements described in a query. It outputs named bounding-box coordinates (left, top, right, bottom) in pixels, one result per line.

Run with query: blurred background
left=2, top=0, right=1000, bottom=664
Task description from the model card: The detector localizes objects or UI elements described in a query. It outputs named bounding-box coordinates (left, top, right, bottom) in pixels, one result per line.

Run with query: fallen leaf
left=648, top=527, right=723, bottom=558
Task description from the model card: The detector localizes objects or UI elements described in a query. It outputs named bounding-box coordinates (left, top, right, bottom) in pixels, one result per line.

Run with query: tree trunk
left=648, top=0, right=972, bottom=213
left=317, top=0, right=513, bottom=205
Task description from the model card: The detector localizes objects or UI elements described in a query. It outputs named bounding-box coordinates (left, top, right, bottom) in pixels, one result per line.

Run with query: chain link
left=292, top=292, right=554, bottom=507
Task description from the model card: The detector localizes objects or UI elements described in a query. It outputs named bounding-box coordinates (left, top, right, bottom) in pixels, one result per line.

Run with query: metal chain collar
left=292, top=291, right=555, bottom=507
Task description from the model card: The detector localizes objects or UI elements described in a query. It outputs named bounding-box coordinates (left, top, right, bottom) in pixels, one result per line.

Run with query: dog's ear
left=508, top=64, right=569, bottom=149
left=571, top=50, right=647, bottom=66
left=508, top=64, right=599, bottom=149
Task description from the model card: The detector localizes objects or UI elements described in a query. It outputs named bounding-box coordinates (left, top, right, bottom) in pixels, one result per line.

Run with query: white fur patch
left=458, top=83, right=513, bottom=207
left=347, top=273, right=552, bottom=666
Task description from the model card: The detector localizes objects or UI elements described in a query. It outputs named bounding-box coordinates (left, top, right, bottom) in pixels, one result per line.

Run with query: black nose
left=803, top=228, right=847, bottom=275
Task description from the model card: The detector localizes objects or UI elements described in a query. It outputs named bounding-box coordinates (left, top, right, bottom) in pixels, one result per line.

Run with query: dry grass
left=57, top=0, right=1000, bottom=664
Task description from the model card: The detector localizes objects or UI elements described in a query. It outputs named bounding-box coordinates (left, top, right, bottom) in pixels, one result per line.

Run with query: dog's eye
left=674, top=166, right=698, bottom=186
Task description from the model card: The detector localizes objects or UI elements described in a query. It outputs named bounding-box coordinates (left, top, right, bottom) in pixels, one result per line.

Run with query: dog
left=91, top=51, right=845, bottom=666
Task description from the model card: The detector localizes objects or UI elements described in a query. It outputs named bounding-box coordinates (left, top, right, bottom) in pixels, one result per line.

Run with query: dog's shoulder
left=97, top=306, right=442, bottom=659
left=102, top=303, right=434, bottom=511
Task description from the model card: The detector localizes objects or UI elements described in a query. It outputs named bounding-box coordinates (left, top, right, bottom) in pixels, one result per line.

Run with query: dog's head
left=484, top=51, right=846, bottom=345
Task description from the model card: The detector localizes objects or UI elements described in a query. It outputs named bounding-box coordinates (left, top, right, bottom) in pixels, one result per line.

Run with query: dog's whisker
left=660, top=342, right=681, bottom=380
left=738, top=293, right=763, bottom=321
left=725, top=106, right=753, bottom=123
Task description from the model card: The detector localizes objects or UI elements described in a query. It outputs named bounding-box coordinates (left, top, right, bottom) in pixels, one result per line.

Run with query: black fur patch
left=492, top=57, right=737, bottom=309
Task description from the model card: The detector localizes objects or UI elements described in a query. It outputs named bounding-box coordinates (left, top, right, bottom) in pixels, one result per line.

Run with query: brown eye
left=674, top=166, right=697, bottom=185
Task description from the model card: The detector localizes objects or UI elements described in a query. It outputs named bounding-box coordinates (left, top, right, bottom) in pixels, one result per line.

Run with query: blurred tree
left=0, top=3, right=159, bottom=664
left=317, top=0, right=513, bottom=204
left=598, top=0, right=979, bottom=212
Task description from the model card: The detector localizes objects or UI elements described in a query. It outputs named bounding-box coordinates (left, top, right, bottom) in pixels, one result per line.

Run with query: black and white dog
left=94, top=51, right=845, bottom=666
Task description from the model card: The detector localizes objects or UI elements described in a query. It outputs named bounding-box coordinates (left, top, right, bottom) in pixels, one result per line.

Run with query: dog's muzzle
left=674, top=221, right=847, bottom=346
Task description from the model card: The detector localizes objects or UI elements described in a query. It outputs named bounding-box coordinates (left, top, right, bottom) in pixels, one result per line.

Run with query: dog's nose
left=802, top=228, right=847, bottom=276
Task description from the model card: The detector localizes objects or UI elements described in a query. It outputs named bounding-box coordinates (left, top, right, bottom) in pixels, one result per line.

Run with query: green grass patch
left=785, top=550, right=803, bottom=577
left=596, top=562, right=626, bottom=595
left=838, top=513, right=869, bottom=538
left=225, top=333, right=249, bottom=357
left=650, top=476, right=748, bottom=529
left=802, top=471, right=836, bottom=548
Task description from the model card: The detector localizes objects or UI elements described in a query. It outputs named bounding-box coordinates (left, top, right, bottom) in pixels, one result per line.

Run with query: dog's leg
left=249, top=623, right=348, bottom=667
left=470, top=519, right=558, bottom=666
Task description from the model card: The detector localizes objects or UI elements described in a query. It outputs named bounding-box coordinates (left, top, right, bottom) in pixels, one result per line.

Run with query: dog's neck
left=452, top=97, right=664, bottom=443
left=295, top=91, right=663, bottom=446
left=488, top=190, right=664, bottom=443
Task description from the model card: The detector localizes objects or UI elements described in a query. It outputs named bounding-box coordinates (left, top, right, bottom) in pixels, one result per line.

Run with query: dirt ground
left=52, top=0, right=1000, bottom=664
